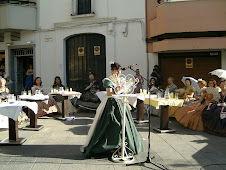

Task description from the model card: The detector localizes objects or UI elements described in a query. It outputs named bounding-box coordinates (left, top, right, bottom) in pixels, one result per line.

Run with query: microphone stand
left=126, top=86, right=168, bottom=169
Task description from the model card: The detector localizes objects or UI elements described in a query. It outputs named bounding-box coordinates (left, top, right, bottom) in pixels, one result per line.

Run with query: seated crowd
left=146, top=75, right=226, bottom=137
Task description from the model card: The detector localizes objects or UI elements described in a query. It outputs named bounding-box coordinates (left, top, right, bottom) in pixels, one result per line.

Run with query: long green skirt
left=84, top=98, right=144, bottom=158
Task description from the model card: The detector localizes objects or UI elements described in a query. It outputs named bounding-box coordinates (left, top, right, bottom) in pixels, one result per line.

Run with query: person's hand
left=89, top=82, right=93, bottom=87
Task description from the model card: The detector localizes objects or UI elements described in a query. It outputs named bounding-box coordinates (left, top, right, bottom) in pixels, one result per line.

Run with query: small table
left=49, top=91, right=81, bottom=118
left=144, top=98, right=184, bottom=133
left=0, top=101, right=38, bottom=145
left=20, top=95, right=48, bottom=130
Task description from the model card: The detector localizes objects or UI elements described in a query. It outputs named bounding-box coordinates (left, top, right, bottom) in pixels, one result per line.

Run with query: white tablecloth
left=0, top=114, right=8, bottom=128
left=49, top=91, right=81, bottom=99
left=0, top=101, right=38, bottom=121
left=96, top=91, right=157, bottom=108
left=19, top=94, right=49, bottom=101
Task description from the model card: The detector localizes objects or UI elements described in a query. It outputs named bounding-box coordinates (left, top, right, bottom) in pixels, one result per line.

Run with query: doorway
left=11, top=48, right=33, bottom=94
left=66, top=33, right=106, bottom=92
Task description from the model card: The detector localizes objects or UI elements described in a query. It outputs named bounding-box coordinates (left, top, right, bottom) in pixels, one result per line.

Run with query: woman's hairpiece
left=109, top=61, right=115, bottom=65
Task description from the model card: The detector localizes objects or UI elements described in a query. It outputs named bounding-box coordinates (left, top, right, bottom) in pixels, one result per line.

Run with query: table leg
left=0, top=118, right=26, bottom=145
left=9, top=118, right=18, bottom=141
left=136, top=99, right=144, bottom=121
left=153, top=105, right=176, bottom=133
left=22, top=107, right=43, bottom=131
left=62, top=96, right=69, bottom=118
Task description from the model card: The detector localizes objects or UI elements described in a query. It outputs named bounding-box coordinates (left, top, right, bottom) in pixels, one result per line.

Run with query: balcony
left=0, top=3, right=36, bottom=32
left=149, top=0, right=226, bottom=38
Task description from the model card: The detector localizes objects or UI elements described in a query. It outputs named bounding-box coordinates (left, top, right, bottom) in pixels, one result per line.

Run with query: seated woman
left=81, top=62, right=143, bottom=158
left=32, top=77, right=60, bottom=117
left=52, top=76, right=65, bottom=89
left=174, top=79, right=220, bottom=131
left=149, top=77, right=159, bottom=94
left=0, top=78, right=9, bottom=100
left=52, top=76, right=65, bottom=102
left=202, top=80, right=226, bottom=136
left=194, top=79, right=207, bottom=100
left=176, top=78, right=196, bottom=99
left=80, top=72, right=100, bottom=103
left=169, top=78, right=196, bottom=117
left=165, top=77, right=178, bottom=93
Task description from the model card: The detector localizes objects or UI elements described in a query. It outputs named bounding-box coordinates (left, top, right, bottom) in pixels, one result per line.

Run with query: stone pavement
left=0, top=111, right=226, bottom=170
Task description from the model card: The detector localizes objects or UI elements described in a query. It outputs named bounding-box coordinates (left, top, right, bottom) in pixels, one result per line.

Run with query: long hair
left=150, top=77, right=158, bottom=87
left=54, top=76, right=62, bottom=85
left=33, top=77, right=42, bottom=86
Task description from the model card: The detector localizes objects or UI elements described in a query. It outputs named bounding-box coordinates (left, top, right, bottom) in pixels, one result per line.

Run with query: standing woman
left=81, top=62, right=143, bottom=158
left=25, top=65, right=33, bottom=91
left=134, top=69, right=144, bottom=93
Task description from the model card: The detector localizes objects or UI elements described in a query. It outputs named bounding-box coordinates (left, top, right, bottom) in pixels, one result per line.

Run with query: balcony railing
left=0, top=0, right=36, bottom=5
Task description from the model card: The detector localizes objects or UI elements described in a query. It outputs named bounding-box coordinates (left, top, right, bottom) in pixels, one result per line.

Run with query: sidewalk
left=0, top=112, right=225, bottom=170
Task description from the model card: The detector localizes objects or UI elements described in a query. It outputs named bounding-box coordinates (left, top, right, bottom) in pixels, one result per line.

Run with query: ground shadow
left=0, top=145, right=85, bottom=161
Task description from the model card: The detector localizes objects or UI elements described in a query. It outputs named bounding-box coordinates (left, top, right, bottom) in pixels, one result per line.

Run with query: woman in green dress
left=81, top=62, right=144, bottom=158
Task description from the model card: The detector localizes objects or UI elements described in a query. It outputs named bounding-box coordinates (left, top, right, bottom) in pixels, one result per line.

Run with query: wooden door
left=66, top=33, right=106, bottom=92
left=159, top=52, right=221, bottom=88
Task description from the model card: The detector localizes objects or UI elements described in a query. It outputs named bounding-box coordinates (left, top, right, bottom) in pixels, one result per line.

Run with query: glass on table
left=65, top=87, right=69, bottom=92
left=17, top=95, right=21, bottom=101
left=157, top=92, right=161, bottom=99
left=35, top=90, right=41, bottom=95
left=28, top=90, right=32, bottom=96
left=51, top=88, right=54, bottom=93
left=170, top=92, right=174, bottom=99
left=70, top=88, right=72, bottom=92
left=175, top=93, right=178, bottom=100
left=21, top=91, right=27, bottom=96
left=59, top=87, right=64, bottom=92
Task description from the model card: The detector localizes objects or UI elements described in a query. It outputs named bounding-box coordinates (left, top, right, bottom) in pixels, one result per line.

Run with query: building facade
left=0, top=0, right=148, bottom=93
left=146, top=0, right=226, bottom=88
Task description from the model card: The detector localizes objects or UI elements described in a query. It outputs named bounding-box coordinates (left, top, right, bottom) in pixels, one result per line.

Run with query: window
left=78, top=0, right=91, bottom=15
left=72, top=0, right=93, bottom=15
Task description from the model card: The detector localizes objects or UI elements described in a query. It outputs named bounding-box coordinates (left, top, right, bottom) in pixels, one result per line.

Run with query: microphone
left=122, top=64, right=137, bottom=71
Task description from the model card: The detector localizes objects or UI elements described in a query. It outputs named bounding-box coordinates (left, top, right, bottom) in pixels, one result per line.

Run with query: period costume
left=174, top=87, right=220, bottom=131
left=134, top=75, right=143, bottom=94
left=81, top=77, right=143, bottom=158
left=80, top=80, right=99, bottom=103
left=169, top=86, right=196, bottom=117
left=202, top=91, right=226, bottom=136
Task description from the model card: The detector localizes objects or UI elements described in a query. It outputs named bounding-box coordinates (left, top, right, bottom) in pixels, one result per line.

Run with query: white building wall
left=0, top=0, right=149, bottom=92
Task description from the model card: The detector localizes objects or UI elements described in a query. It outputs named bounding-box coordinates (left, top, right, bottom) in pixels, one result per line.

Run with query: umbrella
left=209, top=69, right=226, bottom=79
left=181, top=76, right=200, bottom=92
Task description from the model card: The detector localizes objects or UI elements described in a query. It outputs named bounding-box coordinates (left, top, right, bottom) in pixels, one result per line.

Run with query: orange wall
left=152, top=37, right=226, bottom=53
left=149, top=0, right=226, bottom=38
